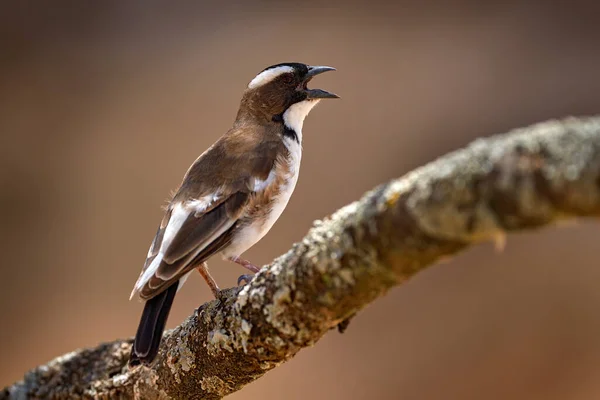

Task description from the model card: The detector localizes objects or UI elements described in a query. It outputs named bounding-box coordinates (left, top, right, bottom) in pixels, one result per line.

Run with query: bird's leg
left=228, top=256, right=260, bottom=286
left=196, top=262, right=222, bottom=299
left=228, top=256, right=260, bottom=273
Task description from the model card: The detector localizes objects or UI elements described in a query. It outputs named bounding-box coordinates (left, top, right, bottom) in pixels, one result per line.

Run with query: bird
left=128, top=62, right=338, bottom=367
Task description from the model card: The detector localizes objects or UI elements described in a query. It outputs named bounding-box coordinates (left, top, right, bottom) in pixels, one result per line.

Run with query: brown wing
left=132, top=192, right=248, bottom=300
left=131, top=127, right=286, bottom=300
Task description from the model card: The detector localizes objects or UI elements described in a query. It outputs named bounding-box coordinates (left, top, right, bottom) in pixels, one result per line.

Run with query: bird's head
left=238, top=62, right=338, bottom=130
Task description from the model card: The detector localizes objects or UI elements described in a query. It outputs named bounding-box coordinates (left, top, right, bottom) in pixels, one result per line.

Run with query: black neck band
left=273, top=113, right=299, bottom=143
left=283, top=125, right=299, bottom=143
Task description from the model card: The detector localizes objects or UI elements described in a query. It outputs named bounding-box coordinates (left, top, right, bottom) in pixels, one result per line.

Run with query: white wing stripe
left=186, top=193, right=220, bottom=214
left=134, top=253, right=163, bottom=293
left=157, top=219, right=234, bottom=281
left=132, top=201, right=236, bottom=296
left=254, top=168, right=277, bottom=192
left=160, top=203, right=188, bottom=252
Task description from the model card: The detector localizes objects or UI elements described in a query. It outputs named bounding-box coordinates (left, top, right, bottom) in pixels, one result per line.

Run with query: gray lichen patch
left=396, top=147, right=506, bottom=244
left=200, top=376, right=233, bottom=396
left=177, top=339, right=195, bottom=373
left=207, top=329, right=234, bottom=355
left=166, top=335, right=196, bottom=384
left=133, top=368, right=169, bottom=400
left=236, top=319, right=253, bottom=352
left=264, top=286, right=297, bottom=337
left=241, top=319, right=252, bottom=335
left=235, top=283, right=266, bottom=312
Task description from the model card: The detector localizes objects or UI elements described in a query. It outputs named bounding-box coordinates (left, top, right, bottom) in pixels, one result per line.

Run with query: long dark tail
left=129, top=281, right=178, bottom=367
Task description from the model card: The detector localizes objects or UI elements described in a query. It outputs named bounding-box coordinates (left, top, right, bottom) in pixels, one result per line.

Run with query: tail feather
left=129, top=282, right=178, bottom=366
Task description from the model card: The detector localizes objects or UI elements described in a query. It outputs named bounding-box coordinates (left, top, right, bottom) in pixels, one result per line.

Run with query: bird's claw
left=237, top=274, right=254, bottom=286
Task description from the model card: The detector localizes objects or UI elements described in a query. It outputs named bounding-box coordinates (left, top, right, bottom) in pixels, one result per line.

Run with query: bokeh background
left=2, top=1, right=600, bottom=399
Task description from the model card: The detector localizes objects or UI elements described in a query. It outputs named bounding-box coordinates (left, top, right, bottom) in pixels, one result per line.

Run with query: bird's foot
left=237, top=274, right=255, bottom=286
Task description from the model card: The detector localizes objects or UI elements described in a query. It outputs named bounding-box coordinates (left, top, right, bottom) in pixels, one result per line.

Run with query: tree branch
left=3, top=116, right=600, bottom=399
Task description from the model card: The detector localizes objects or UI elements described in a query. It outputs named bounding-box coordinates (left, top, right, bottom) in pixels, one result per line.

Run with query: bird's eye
left=282, top=74, right=294, bottom=85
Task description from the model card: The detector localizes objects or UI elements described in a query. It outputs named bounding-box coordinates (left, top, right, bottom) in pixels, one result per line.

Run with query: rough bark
left=3, top=116, right=600, bottom=399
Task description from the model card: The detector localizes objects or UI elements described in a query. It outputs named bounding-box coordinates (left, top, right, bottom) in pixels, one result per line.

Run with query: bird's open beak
left=303, top=66, right=339, bottom=99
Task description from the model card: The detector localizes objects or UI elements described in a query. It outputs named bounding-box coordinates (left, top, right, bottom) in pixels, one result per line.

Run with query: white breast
left=222, top=99, right=318, bottom=259
left=222, top=137, right=301, bottom=259
left=264, top=137, right=302, bottom=229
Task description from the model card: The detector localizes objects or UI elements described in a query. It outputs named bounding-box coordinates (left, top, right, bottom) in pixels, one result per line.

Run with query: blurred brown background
left=2, top=1, right=600, bottom=399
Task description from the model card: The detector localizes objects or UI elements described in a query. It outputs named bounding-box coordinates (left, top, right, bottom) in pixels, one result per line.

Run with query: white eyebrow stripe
left=248, top=66, right=295, bottom=89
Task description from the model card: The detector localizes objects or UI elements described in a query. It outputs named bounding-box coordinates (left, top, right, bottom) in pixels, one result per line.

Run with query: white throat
left=282, top=100, right=320, bottom=142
